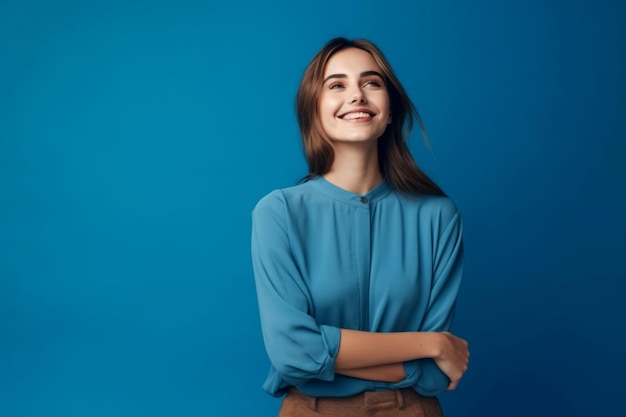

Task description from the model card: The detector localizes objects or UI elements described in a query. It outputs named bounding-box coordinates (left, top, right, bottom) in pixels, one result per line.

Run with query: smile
left=340, top=111, right=374, bottom=120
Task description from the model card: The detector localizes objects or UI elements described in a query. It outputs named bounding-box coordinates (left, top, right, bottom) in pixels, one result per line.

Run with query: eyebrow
left=323, top=70, right=384, bottom=84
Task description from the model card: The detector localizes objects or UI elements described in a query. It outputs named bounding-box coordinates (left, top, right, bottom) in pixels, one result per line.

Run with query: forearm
left=336, top=363, right=405, bottom=382
left=335, top=329, right=440, bottom=370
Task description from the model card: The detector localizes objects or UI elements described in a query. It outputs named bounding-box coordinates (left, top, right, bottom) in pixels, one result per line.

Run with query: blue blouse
left=251, top=176, right=463, bottom=398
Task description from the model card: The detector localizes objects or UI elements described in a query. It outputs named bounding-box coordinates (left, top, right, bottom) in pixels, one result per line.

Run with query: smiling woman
left=318, top=48, right=391, bottom=147
left=251, top=37, right=469, bottom=417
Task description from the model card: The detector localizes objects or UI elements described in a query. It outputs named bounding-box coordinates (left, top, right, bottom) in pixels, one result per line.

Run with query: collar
left=308, top=175, right=393, bottom=207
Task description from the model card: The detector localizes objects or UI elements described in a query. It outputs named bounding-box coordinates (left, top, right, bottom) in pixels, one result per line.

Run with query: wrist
left=412, top=331, right=443, bottom=360
left=427, top=332, right=444, bottom=359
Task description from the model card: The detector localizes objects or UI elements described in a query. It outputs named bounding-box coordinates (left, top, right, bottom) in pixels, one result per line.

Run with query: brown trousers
left=278, top=387, right=444, bottom=417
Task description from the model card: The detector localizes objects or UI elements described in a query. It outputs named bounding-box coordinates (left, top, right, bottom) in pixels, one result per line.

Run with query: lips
left=338, top=109, right=376, bottom=120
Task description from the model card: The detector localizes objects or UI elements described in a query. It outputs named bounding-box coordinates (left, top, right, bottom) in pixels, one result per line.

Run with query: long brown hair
left=296, top=37, right=444, bottom=196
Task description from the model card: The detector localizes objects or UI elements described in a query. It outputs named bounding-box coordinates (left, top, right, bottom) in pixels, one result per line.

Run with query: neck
left=323, top=142, right=383, bottom=195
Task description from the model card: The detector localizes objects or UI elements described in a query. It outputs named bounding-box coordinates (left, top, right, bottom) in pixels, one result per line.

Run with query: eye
left=363, top=79, right=382, bottom=88
left=329, top=82, right=344, bottom=90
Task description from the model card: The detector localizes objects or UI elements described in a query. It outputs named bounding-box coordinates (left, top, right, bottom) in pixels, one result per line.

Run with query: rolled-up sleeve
left=251, top=192, right=340, bottom=388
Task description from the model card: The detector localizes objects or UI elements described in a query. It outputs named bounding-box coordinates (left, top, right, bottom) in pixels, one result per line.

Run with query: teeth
left=342, top=112, right=371, bottom=120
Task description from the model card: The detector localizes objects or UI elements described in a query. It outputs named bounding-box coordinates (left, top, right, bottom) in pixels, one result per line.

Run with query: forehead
left=323, top=47, right=383, bottom=77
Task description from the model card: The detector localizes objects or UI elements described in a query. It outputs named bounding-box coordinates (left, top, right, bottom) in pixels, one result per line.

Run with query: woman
left=251, top=37, right=469, bottom=417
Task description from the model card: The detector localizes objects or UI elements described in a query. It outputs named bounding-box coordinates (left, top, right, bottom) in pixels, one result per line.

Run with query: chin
left=330, top=137, right=379, bottom=146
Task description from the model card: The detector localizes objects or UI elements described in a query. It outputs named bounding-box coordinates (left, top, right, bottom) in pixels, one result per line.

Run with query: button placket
left=354, top=199, right=371, bottom=329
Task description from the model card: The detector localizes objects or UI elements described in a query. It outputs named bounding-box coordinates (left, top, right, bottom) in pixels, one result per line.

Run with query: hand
left=432, top=332, right=469, bottom=391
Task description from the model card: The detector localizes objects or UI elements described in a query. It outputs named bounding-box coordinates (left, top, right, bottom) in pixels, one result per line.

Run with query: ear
left=387, top=114, right=392, bottom=124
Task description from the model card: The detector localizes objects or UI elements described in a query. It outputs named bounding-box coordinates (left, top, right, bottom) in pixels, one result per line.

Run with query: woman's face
left=318, top=47, right=391, bottom=145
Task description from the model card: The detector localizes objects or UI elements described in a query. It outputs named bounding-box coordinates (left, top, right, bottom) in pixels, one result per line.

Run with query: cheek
left=375, top=100, right=391, bottom=126
left=319, top=94, right=339, bottom=112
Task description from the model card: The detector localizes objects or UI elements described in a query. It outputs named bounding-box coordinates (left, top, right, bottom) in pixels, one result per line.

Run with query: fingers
left=436, top=331, right=470, bottom=391
left=443, top=331, right=468, bottom=346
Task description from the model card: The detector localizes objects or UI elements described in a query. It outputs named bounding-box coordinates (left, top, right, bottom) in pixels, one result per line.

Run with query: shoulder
left=253, top=181, right=314, bottom=215
left=388, top=192, right=463, bottom=238
left=423, top=195, right=460, bottom=222
left=396, top=192, right=460, bottom=220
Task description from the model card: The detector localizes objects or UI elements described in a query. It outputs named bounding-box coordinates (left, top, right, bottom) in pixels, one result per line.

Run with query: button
left=360, top=196, right=368, bottom=204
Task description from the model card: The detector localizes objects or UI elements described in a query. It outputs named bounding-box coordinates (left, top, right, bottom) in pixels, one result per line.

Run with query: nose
left=348, top=87, right=366, bottom=104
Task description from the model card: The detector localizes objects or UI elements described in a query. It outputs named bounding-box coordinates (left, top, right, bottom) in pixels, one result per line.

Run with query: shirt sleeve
left=397, top=205, right=465, bottom=396
left=251, top=192, right=340, bottom=388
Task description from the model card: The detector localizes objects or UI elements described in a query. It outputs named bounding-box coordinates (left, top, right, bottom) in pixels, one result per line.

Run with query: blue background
left=1, top=0, right=624, bottom=416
